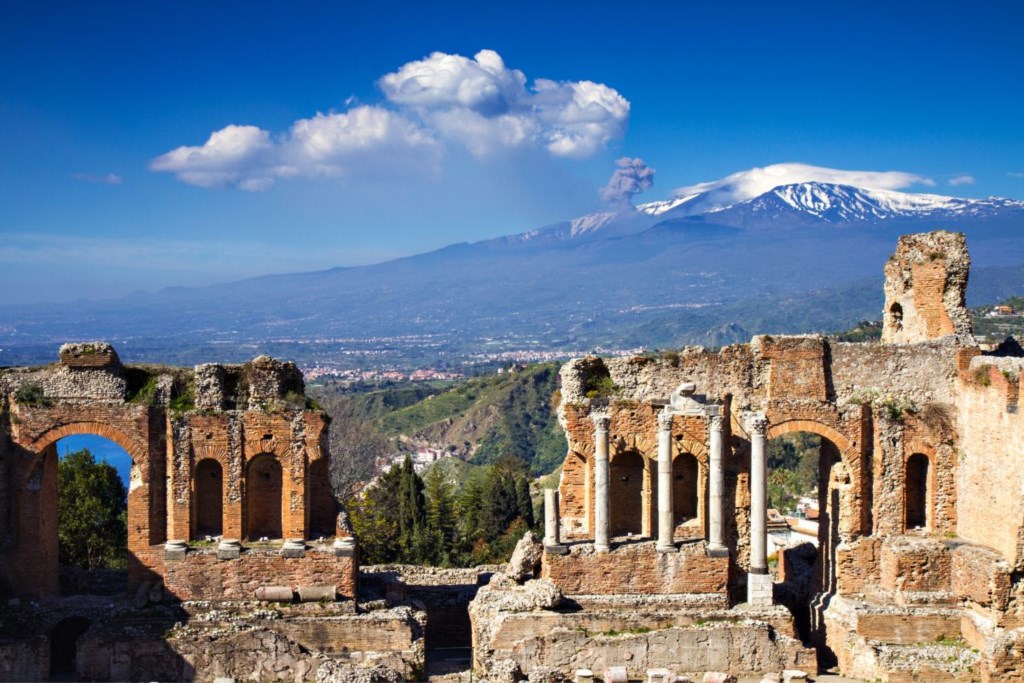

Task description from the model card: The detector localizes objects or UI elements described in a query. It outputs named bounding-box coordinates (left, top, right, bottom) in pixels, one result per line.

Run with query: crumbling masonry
left=3, top=230, right=1024, bottom=681
left=471, top=231, right=1024, bottom=681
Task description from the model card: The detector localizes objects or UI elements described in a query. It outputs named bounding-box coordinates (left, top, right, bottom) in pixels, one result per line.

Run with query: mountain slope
left=2, top=176, right=1024, bottom=367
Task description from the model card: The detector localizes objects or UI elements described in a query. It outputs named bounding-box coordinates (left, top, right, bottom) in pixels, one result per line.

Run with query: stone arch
left=192, top=458, right=223, bottom=538
left=246, top=453, right=283, bottom=540
left=14, top=419, right=157, bottom=596
left=26, top=422, right=147, bottom=474
left=765, top=419, right=854, bottom=458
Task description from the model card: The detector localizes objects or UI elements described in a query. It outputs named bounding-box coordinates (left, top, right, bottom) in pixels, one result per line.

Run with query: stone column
left=544, top=488, right=567, bottom=553
left=592, top=413, right=611, bottom=552
left=656, top=408, right=676, bottom=552
left=747, top=413, right=773, bottom=606
left=707, top=413, right=728, bottom=556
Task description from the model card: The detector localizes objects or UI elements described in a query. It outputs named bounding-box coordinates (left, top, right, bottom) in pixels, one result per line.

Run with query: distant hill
left=315, top=364, right=566, bottom=476
left=3, top=176, right=1023, bottom=368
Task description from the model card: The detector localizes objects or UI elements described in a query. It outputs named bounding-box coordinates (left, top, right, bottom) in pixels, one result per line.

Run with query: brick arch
left=672, top=434, right=708, bottom=465
left=765, top=419, right=855, bottom=462
left=27, top=421, right=147, bottom=465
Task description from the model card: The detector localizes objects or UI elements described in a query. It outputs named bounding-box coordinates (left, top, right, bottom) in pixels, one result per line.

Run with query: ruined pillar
left=656, top=408, right=676, bottom=552
left=707, top=413, right=728, bottom=556
left=592, top=413, right=611, bottom=552
left=748, top=413, right=772, bottom=606
left=544, top=488, right=566, bottom=553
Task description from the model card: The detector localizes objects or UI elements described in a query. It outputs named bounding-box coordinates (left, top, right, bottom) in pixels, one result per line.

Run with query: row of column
left=542, top=410, right=771, bottom=606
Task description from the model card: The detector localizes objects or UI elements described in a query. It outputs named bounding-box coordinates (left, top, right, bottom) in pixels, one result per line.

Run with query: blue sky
left=2, top=1, right=1022, bottom=303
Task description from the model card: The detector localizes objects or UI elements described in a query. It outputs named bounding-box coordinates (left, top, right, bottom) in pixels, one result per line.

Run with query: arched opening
left=55, top=435, right=131, bottom=595
left=308, top=458, right=336, bottom=539
left=906, top=453, right=930, bottom=531
left=193, top=459, right=223, bottom=538
left=673, top=452, right=700, bottom=523
left=49, top=616, right=91, bottom=681
left=889, top=302, right=904, bottom=332
left=767, top=429, right=844, bottom=668
left=247, top=454, right=283, bottom=540
left=609, top=450, right=645, bottom=537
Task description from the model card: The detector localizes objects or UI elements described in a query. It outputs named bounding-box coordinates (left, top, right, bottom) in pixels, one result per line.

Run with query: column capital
left=591, top=413, right=610, bottom=431
left=657, top=408, right=674, bottom=430
left=708, top=415, right=724, bottom=433
left=747, top=413, right=769, bottom=436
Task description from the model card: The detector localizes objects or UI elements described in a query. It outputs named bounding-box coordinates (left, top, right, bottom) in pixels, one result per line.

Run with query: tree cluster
left=58, top=449, right=128, bottom=570
left=347, top=455, right=536, bottom=566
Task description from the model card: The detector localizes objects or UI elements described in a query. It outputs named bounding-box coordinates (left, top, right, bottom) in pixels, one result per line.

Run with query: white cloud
left=380, top=50, right=629, bottom=158
left=672, top=163, right=935, bottom=207
left=150, top=109, right=439, bottom=190
left=948, top=175, right=975, bottom=186
left=72, top=172, right=123, bottom=185
left=150, top=49, right=632, bottom=190
left=1008, top=172, right=1024, bottom=179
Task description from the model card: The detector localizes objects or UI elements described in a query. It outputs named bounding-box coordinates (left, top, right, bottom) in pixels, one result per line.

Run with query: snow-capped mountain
left=693, top=182, right=1024, bottom=226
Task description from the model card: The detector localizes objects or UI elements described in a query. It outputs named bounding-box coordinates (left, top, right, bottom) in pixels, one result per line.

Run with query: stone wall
left=542, top=540, right=728, bottom=600
left=161, top=545, right=357, bottom=602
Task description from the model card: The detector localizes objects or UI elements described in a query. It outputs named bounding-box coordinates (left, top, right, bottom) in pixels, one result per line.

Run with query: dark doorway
left=609, top=451, right=645, bottom=537
left=49, top=617, right=91, bottom=681
left=194, top=459, right=224, bottom=537
left=247, top=454, right=283, bottom=540
left=906, top=453, right=930, bottom=530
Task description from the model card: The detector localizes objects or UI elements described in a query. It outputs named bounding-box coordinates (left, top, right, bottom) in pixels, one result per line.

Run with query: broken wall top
left=881, top=230, right=974, bottom=345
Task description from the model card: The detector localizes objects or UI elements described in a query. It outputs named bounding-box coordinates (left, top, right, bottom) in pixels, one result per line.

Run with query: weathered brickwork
left=0, top=351, right=345, bottom=602
left=161, top=546, right=356, bottom=601
left=542, top=540, right=728, bottom=599
left=534, top=232, right=1024, bottom=680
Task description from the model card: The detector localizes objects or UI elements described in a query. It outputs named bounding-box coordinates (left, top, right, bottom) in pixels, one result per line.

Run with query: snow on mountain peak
left=753, top=182, right=1024, bottom=222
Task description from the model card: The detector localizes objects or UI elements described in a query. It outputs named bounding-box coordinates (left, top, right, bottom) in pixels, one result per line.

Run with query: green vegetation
left=348, top=454, right=536, bottom=566
left=314, top=363, right=566, bottom=480
left=125, top=367, right=159, bottom=405
left=58, top=449, right=128, bottom=570
left=14, top=381, right=50, bottom=407
left=767, top=432, right=820, bottom=514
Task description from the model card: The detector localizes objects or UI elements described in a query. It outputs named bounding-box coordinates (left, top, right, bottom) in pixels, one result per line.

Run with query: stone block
left=165, top=540, right=187, bottom=561
left=217, top=539, right=241, bottom=560
left=575, top=669, right=594, bottom=683
left=604, top=667, right=628, bottom=683
left=296, top=585, right=336, bottom=602
left=254, top=585, right=294, bottom=602
left=647, top=668, right=672, bottom=683
left=782, top=671, right=807, bottom=683
left=282, top=539, right=306, bottom=558
left=747, top=572, right=773, bottom=606
left=333, top=536, right=356, bottom=557
left=701, top=674, right=736, bottom=683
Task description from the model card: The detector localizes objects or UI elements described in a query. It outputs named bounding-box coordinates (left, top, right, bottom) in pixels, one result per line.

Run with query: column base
left=747, top=571, right=773, bottom=606
left=706, top=543, right=729, bottom=558
left=594, top=542, right=611, bottom=553
left=656, top=543, right=677, bottom=553
left=544, top=543, right=569, bottom=555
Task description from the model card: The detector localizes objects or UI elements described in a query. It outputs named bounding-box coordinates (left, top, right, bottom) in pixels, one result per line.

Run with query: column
left=747, top=413, right=772, bottom=606
left=592, top=413, right=611, bottom=552
left=707, top=413, right=728, bottom=556
left=543, top=488, right=566, bottom=553
left=656, top=408, right=676, bottom=552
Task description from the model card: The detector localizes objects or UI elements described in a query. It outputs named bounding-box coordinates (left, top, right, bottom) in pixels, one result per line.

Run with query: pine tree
left=424, top=464, right=457, bottom=565
left=515, top=475, right=535, bottom=528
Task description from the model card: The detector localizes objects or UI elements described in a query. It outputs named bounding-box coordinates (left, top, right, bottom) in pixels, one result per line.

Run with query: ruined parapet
left=243, top=355, right=305, bottom=410
left=59, top=341, right=121, bottom=369
left=882, top=231, right=974, bottom=345
left=193, top=363, right=227, bottom=411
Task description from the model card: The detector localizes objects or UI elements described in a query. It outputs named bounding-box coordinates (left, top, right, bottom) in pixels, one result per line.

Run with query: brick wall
left=542, top=540, right=728, bottom=599
left=162, top=546, right=357, bottom=601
